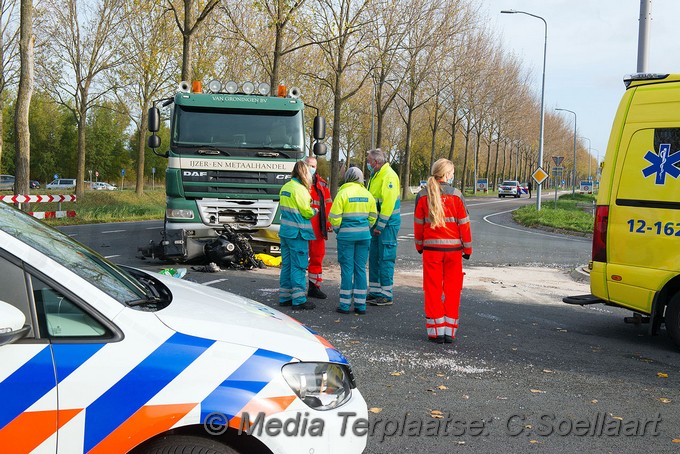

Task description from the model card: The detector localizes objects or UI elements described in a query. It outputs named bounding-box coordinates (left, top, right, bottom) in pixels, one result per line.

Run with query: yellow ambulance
left=565, top=73, right=680, bottom=348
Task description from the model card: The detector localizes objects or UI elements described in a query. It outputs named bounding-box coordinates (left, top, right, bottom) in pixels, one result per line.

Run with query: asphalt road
left=60, top=192, right=680, bottom=453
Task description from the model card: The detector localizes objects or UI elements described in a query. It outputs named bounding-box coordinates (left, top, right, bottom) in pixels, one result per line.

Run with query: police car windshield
left=172, top=106, right=304, bottom=157
left=0, top=202, right=150, bottom=306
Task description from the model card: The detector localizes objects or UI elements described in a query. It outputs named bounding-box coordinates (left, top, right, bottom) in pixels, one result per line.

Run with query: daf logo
left=184, top=171, right=208, bottom=177
left=275, top=174, right=292, bottom=180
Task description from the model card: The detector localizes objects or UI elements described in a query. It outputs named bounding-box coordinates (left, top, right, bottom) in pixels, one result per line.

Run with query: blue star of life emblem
left=642, top=143, right=680, bottom=185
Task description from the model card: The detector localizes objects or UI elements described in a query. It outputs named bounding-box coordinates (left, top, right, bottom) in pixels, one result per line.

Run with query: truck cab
left=146, top=80, right=326, bottom=264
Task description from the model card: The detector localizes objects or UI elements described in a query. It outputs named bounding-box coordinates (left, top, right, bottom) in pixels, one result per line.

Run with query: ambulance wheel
left=141, top=435, right=239, bottom=454
left=667, top=293, right=680, bottom=349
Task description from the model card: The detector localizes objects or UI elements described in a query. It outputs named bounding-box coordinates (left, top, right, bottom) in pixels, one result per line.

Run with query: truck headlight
left=166, top=209, right=194, bottom=219
left=282, top=363, right=352, bottom=411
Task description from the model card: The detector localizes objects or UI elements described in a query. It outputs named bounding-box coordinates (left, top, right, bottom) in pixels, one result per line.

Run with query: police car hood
left=152, top=275, right=342, bottom=363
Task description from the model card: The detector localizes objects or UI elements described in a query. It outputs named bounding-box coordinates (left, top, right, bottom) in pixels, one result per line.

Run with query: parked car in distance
left=0, top=174, right=14, bottom=191
left=30, top=180, right=40, bottom=189
left=46, top=178, right=76, bottom=190
left=498, top=180, right=521, bottom=198
left=91, top=182, right=117, bottom=191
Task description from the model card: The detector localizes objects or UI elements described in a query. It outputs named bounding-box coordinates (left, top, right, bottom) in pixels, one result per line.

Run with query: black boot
left=307, top=282, right=327, bottom=299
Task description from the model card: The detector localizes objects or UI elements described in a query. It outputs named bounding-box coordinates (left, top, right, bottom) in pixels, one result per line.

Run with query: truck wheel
left=666, top=293, right=680, bottom=349
left=141, top=435, right=239, bottom=454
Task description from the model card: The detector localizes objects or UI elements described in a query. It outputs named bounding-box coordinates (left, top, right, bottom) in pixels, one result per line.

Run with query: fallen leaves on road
left=430, top=410, right=444, bottom=419
left=659, top=398, right=672, bottom=404
left=390, top=371, right=403, bottom=376
left=369, top=407, right=382, bottom=414
left=530, top=389, right=546, bottom=394
left=657, top=372, right=669, bottom=378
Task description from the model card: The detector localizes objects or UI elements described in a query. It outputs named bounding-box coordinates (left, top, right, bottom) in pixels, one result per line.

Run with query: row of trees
left=1, top=0, right=596, bottom=200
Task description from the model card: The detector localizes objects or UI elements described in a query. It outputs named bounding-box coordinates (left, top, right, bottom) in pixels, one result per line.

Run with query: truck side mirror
left=148, top=135, right=161, bottom=149
left=313, top=115, right=326, bottom=140
left=148, top=107, right=160, bottom=132
left=313, top=141, right=327, bottom=156
left=0, top=301, right=30, bottom=346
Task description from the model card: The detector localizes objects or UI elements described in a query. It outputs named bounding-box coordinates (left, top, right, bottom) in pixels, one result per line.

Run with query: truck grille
left=196, top=199, right=279, bottom=229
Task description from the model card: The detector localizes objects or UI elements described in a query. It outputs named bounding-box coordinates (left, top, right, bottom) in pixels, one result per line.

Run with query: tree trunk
left=270, top=21, right=283, bottom=91
left=181, top=0, right=193, bottom=82
left=76, top=101, right=88, bottom=198
left=400, top=108, right=414, bottom=199
left=447, top=112, right=457, bottom=162
left=492, top=139, right=500, bottom=188
left=461, top=125, right=471, bottom=191
left=329, top=82, right=342, bottom=197
left=14, top=0, right=34, bottom=208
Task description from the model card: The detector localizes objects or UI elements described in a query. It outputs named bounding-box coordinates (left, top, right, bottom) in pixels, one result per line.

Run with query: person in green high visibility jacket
left=278, top=160, right=317, bottom=310
left=329, top=166, right=377, bottom=315
left=366, top=148, right=401, bottom=306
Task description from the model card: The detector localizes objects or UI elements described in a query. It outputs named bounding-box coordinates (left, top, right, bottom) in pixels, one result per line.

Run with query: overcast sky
left=480, top=0, right=679, bottom=169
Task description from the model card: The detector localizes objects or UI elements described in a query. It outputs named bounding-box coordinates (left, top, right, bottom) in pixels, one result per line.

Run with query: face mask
left=447, top=177, right=454, bottom=185
left=310, top=167, right=316, bottom=176
left=367, top=163, right=374, bottom=173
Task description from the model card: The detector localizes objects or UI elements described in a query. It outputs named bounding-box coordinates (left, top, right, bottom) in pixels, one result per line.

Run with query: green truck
left=142, top=80, right=326, bottom=266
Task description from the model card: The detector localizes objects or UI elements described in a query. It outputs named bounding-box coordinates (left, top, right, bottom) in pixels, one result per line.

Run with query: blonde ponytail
left=427, top=158, right=455, bottom=229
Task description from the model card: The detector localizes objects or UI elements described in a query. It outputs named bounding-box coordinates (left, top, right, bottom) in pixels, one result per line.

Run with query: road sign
left=121, top=168, right=126, bottom=176
left=552, top=166, right=564, bottom=177
left=152, top=167, right=156, bottom=175
left=532, top=167, right=549, bottom=184
left=552, top=156, right=564, bottom=166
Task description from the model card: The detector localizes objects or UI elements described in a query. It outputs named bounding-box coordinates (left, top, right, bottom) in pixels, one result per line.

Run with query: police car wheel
left=141, top=435, right=239, bottom=454
left=666, top=292, right=680, bottom=349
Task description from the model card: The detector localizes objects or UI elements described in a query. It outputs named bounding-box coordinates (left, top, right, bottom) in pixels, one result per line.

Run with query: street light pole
left=556, top=108, right=577, bottom=196
left=501, top=9, right=547, bottom=210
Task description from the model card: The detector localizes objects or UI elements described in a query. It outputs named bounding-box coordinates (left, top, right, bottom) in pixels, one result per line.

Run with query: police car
left=0, top=201, right=367, bottom=453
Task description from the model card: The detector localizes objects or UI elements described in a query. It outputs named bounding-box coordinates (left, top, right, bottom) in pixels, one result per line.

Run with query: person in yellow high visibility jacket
left=329, top=167, right=377, bottom=314
left=278, top=160, right=317, bottom=310
left=366, top=148, right=401, bottom=306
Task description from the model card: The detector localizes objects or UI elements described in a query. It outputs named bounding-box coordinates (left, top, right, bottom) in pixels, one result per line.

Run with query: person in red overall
left=304, top=156, right=333, bottom=299
left=414, top=158, right=472, bottom=344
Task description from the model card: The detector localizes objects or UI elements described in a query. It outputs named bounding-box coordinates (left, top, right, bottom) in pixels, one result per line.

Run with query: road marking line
left=102, top=230, right=126, bottom=234
left=146, top=226, right=163, bottom=230
left=104, top=255, right=120, bottom=259
left=483, top=209, right=590, bottom=242
left=203, top=279, right=228, bottom=286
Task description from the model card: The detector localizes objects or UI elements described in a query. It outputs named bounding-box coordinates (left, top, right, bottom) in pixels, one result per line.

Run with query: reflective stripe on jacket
left=367, top=163, right=401, bottom=232
left=329, top=182, right=377, bottom=241
left=414, top=183, right=472, bottom=254
left=279, top=178, right=317, bottom=240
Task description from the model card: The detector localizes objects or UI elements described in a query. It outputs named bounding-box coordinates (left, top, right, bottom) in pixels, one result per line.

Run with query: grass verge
left=512, top=193, right=596, bottom=234
left=27, top=189, right=166, bottom=226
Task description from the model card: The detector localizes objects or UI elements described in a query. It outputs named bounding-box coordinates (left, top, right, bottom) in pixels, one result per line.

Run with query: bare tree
left=310, top=0, right=372, bottom=195
left=13, top=0, right=31, bottom=201
left=38, top=0, right=130, bottom=197
left=396, top=0, right=457, bottom=197
left=116, top=0, right=178, bottom=195
left=165, top=0, right=219, bottom=82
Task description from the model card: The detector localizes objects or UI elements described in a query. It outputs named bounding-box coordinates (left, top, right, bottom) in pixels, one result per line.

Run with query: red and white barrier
left=0, top=194, right=76, bottom=204
left=29, top=210, right=77, bottom=219
left=1, top=194, right=77, bottom=219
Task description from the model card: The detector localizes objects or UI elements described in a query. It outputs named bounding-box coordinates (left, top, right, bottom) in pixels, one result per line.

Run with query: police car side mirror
left=0, top=301, right=30, bottom=346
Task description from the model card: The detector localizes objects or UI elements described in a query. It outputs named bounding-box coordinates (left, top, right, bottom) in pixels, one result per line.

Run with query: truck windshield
left=173, top=106, right=304, bottom=153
